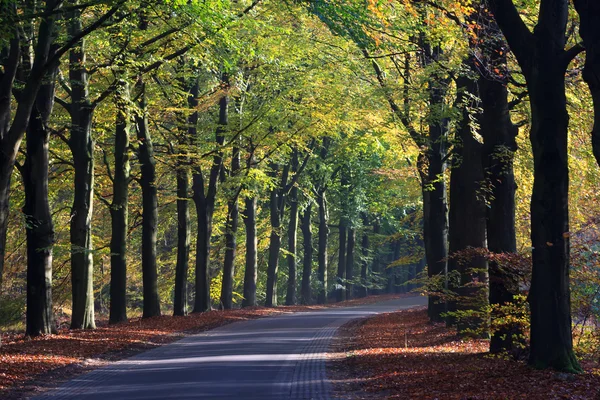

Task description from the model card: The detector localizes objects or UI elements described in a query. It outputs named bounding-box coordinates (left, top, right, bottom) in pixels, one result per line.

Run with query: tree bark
left=489, top=0, right=581, bottom=372
left=285, top=150, right=299, bottom=305
left=572, top=1, right=600, bottom=166
left=479, top=48, right=519, bottom=352
left=135, top=79, right=161, bottom=318
left=192, top=81, right=226, bottom=313
left=336, top=216, right=347, bottom=302
left=108, top=79, right=130, bottom=325
left=173, top=82, right=197, bottom=316
left=0, top=0, right=57, bottom=289
left=265, top=179, right=282, bottom=307
left=345, top=227, right=355, bottom=300
left=300, top=203, right=313, bottom=304
left=221, top=145, right=240, bottom=310
left=447, top=70, right=489, bottom=334
left=24, top=64, right=58, bottom=336
left=359, top=227, right=369, bottom=298
left=69, top=11, right=95, bottom=329
left=242, top=196, right=258, bottom=307
left=317, top=189, right=329, bottom=304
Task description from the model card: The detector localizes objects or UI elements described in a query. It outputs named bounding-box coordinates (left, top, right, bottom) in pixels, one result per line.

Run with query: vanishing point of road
left=36, top=296, right=427, bottom=400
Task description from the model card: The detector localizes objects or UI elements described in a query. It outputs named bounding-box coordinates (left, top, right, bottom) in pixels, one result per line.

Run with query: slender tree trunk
left=192, top=84, right=226, bottom=313
left=317, top=189, right=328, bottom=304
left=345, top=227, right=355, bottom=300
left=108, top=80, right=130, bottom=324
left=136, top=80, right=161, bottom=318
left=221, top=145, right=240, bottom=310
left=285, top=150, right=299, bottom=305
left=173, top=81, right=198, bottom=316
left=265, top=184, right=282, bottom=307
left=69, top=10, right=96, bottom=329
left=371, top=220, right=381, bottom=294
left=300, top=203, right=313, bottom=304
left=174, top=166, right=190, bottom=315
left=359, top=228, right=369, bottom=298
left=337, top=217, right=347, bottom=302
left=24, top=66, right=57, bottom=336
left=242, top=196, right=258, bottom=307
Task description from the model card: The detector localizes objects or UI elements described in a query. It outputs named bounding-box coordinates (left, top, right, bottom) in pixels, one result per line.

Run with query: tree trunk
left=337, top=217, right=347, bottom=302
left=345, top=227, right=355, bottom=300
left=371, top=220, right=381, bottom=294
left=265, top=184, right=282, bottom=307
left=69, top=16, right=96, bottom=329
left=317, top=189, right=328, bottom=304
left=285, top=150, right=300, bottom=305
left=0, top=0, right=57, bottom=290
left=480, top=64, right=519, bottom=353
left=136, top=80, right=161, bottom=318
left=489, top=0, right=580, bottom=372
left=108, top=80, right=130, bottom=325
left=221, top=146, right=240, bottom=310
left=300, top=203, right=313, bottom=304
left=242, top=196, right=258, bottom=307
left=359, top=228, right=369, bottom=298
left=174, top=82, right=198, bottom=316
left=574, top=1, right=600, bottom=167
left=447, top=71, right=489, bottom=334
left=192, top=85, right=226, bottom=313
left=24, top=66, right=57, bottom=336
left=174, top=166, right=190, bottom=316
left=421, top=43, right=450, bottom=323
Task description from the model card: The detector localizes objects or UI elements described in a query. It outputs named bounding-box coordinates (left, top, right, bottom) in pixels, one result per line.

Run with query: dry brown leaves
left=0, top=293, right=408, bottom=397
left=330, top=307, right=600, bottom=400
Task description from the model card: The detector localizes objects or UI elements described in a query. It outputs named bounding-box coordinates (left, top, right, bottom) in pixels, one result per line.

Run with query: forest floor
left=0, top=293, right=409, bottom=399
left=328, top=307, right=600, bottom=400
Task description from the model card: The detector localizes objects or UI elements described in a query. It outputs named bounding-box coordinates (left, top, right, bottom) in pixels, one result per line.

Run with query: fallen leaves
left=329, top=307, right=600, bottom=399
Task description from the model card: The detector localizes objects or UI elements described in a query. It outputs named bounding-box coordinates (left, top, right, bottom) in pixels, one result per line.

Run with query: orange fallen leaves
left=332, top=307, right=600, bottom=399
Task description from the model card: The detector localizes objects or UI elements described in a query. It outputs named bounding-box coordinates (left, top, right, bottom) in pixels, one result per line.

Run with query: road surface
left=36, top=296, right=427, bottom=400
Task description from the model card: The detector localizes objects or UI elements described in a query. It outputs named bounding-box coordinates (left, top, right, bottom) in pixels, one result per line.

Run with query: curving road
left=36, top=296, right=427, bottom=400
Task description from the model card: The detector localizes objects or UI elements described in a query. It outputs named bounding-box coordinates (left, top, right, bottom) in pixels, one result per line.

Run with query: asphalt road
left=36, top=296, right=427, bottom=400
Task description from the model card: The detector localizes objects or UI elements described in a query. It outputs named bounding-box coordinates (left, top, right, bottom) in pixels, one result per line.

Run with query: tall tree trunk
left=345, top=227, right=355, bottom=300
left=174, top=166, right=190, bottom=315
left=447, top=71, right=489, bottom=334
left=421, top=42, right=450, bottom=322
left=192, top=81, right=226, bottom=313
left=300, top=203, right=313, bottom=304
left=69, top=11, right=95, bottom=329
left=242, top=196, right=258, bottom=307
left=479, top=51, right=519, bottom=353
left=285, top=150, right=299, bottom=305
left=371, top=220, right=381, bottom=295
left=489, top=0, right=581, bottom=372
left=173, top=81, right=198, bottom=316
left=136, top=79, right=161, bottom=318
left=265, top=182, right=282, bottom=307
left=336, top=217, right=347, bottom=302
left=359, top=227, right=369, bottom=298
left=317, top=189, right=328, bottom=304
left=574, top=1, right=600, bottom=167
left=221, top=145, right=240, bottom=310
left=108, top=79, right=130, bottom=324
left=24, top=65, right=57, bottom=336
left=0, top=1, right=56, bottom=290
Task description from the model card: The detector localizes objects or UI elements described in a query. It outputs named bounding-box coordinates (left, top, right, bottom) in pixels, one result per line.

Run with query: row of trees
left=2, top=0, right=600, bottom=374
left=0, top=0, right=423, bottom=337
